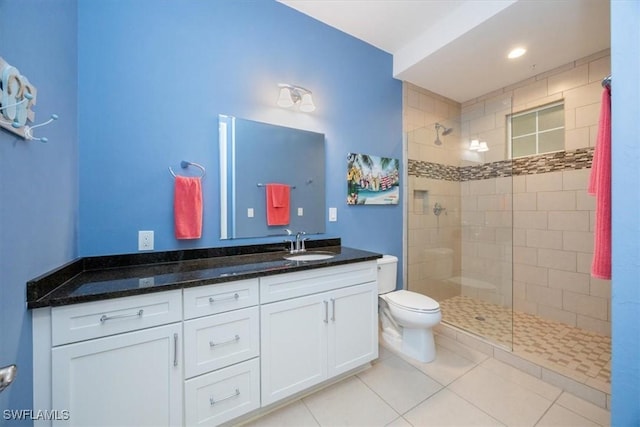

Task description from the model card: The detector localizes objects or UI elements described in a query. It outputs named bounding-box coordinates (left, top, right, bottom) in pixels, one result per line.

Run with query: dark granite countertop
left=26, top=238, right=382, bottom=309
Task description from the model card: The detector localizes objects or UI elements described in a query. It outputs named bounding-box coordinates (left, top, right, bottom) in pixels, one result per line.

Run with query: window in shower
left=508, top=102, right=564, bottom=158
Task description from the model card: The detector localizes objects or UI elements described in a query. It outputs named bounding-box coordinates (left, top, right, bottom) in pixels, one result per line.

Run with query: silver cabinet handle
left=209, top=293, right=239, bottom=304
left=173, top=333, right=178, bottom=367
left=99, top=309, right=143, bottom=323
left=209, top=334, right=240, bottom=348
left=323, top=300, right=328, bottom=323
left=210, top=388, right=240, bottom=406
left=331, top=298, right=336, bottom=322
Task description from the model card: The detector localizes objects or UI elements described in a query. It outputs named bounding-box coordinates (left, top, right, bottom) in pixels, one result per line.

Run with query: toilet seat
left=385, top=290, right=440, bottom=313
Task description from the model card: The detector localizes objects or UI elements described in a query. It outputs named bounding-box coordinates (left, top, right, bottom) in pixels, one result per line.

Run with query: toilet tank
left=377, top=255, right=398, bottom=294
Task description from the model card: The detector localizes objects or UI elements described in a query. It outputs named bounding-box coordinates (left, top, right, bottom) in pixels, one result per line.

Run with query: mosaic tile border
left=409, top=147, right=594, bottom=181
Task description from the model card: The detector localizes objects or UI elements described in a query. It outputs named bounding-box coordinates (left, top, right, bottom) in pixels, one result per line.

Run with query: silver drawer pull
left=209, top=334, right=240, bottom=348
left=209, top=293, right=239, bottom=304
left=99, top=309, right=143, bottom=324
left=209, top=388, right=240, bottom=406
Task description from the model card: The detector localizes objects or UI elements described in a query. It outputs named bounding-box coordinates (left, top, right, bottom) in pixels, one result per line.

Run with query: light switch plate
left=329, top=207, right=337, bottom=222
left=297, top=207, right=304, bottom=216
left=248, top=208, right=254, bottom=218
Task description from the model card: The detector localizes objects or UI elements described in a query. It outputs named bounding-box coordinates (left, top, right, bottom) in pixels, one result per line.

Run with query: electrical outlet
left=138, top=230, right=154, bottom=251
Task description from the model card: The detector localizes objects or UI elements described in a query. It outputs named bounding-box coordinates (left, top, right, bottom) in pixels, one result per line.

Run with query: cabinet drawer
left=184, top=306, right=260, bottom=378
left=51, top=290, right=182, bottom=346
left=183, top=278, right=259, bottom=320
left=184, top=358, right=260, bottom=426
left=260, top=261, right=377, bottom=303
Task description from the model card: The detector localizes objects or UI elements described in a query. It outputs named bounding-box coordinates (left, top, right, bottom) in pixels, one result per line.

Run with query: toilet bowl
left=377, top=255, right=441, bottom=362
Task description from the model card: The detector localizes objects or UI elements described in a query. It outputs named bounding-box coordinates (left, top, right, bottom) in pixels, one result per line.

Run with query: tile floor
left=439, top=295, right=611, bottom=394
left=239, top=338, right=610, bottom=427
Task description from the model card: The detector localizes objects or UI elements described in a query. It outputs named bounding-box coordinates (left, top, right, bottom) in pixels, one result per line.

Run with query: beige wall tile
left=469, top=179, right=496, bottom=195
left=563, top=231, right=594, bottom=253
left=588, top=55, right=611, bottom=84
left=537, top=191, right=576, bottom=211
left=575, top=103, right=601, bottom=128
left=548, top=211, right=590, bottom=231
left=548, top=64, right=589, bottom=95
left=563, top=292, right=608, bottom=320
left=577, top=252, right=593, bottom=274
left=514, top=211, right=548, bottom=230
left=538, top=248, right=577, bottom=272
left=526, top=284, right=562, bottom=309
left=548, top=269, right=590, bottom=294
left=514, top=263, right=548, bottom=286
left=565, top=126, right=590, bottom=151
left=562, top=169, right=591, bottom=190
left=526, top=229, right=563, bottom=249
left=513, top=79, right=548, bottom=109
left=590, top=278, right=611, bottom=298
left=537, top=305, right=577, bottom=327
left=576, top=190, right=596, bottom=211
left=514, top=246, right=538, bottom=266
left=564, top=82, right=603, bottom=111
left=526, top=172, right=563, bottom=192
left=576, top=315, right=611, bottom=336
left=514, top=193, right=537, bottom=211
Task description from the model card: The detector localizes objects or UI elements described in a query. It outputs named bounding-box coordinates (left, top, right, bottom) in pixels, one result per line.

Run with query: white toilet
left=377, top=255, right=442, bottom=362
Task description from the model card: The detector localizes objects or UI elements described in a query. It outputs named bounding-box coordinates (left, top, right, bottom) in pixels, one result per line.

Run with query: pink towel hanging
left=174, top=176, right=203, bottom=239
left=588, top=87, right=611, bottom=279
left=265, top=183, right=290, bottom=226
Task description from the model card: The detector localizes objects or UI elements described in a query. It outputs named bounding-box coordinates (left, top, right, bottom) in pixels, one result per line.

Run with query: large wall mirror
left=219, top=115, right=326, bottom=239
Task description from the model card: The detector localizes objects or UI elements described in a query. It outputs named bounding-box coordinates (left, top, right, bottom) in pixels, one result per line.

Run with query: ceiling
left=278, top=0, right=610, bottom=103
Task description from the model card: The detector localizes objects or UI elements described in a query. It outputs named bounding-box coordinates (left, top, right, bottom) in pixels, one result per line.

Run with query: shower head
left=436, top=122, right=454, bottom=136
left=434, top=122, right=454, bottom=145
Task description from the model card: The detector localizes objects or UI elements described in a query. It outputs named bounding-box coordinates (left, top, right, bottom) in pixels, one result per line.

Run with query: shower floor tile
left=439, top=295, right=611, bottom=391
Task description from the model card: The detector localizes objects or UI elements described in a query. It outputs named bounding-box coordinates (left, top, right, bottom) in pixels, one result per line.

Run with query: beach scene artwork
left=347, top=153, right=400, bottom=205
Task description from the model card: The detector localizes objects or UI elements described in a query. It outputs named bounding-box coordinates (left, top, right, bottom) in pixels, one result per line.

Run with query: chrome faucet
left=284, top=230, right=308, bottom=254
left=295, top=231, right=307, bottom=253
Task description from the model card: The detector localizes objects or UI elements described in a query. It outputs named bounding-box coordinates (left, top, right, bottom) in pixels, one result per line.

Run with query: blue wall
left=611, top=1, right=640, bottom=424
left=0, top=0, right=78, bottom=417
left=77, top=0, right=403, bottom=263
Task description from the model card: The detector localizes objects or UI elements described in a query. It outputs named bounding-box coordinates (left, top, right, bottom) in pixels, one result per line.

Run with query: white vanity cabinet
left=33, top=258, right=379, bottom=427
left=47, top=290, right=184, bottom=427
left=182, top=279, right=261, bottom=426
left=259, top=262, right=378, bottom=406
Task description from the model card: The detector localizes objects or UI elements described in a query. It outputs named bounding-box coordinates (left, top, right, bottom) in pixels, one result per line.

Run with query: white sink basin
left=284, top=251, right=336, bottom=261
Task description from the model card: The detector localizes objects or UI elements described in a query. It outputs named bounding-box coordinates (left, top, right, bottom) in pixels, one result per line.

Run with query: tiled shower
left=404, top=50, right=611, bottom=398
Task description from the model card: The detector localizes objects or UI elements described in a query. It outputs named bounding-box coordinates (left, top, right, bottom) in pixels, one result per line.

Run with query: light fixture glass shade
left=469, top=139, right=480, bottom=151
left=277, top=87, right=295, bottom=108
left=299, top=93, right=316, bottom=112
left=477, top=141, right=489, bottom=152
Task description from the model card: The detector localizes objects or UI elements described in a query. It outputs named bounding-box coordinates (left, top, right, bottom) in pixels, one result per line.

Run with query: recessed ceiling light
left=508, top=47, right=527, bottom=59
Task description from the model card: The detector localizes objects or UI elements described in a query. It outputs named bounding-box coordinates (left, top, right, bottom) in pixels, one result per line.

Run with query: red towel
left=174, top=176, right=203, bottom=239
left=266, top=183, right=290, bottom=226
left=588, top=87, right=611, bottom=279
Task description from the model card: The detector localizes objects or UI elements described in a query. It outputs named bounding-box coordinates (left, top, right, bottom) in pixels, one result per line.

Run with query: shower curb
left=434, top=323, right=611, bottom=411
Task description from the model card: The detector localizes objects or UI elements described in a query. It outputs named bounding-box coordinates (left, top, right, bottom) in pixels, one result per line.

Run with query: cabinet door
left=328, top=282, right=378, bottom=377
left=260, top=293, right=328, bottom=406
left=52, top=323, right=182, bottom=427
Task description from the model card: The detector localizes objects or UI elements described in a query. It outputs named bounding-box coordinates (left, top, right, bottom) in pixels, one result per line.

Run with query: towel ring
left=169, top=161, right=206, bottom=178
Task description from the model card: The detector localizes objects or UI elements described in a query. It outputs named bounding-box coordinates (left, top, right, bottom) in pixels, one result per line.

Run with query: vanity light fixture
left=277, top=83, right=316, bottom=112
